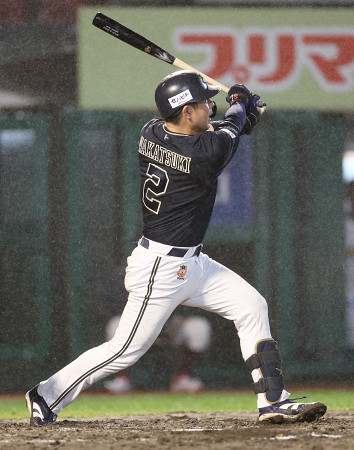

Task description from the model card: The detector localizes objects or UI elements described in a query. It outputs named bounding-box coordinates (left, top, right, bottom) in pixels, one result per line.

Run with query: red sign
left=174, top=28, right=354, bottom=91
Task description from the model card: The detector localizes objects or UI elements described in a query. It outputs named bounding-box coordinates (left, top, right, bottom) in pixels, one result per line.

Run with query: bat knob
left=255, top=100, right=266, bottom=115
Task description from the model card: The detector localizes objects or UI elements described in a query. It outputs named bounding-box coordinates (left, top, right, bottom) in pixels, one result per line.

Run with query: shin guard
left=245, top=339, right=284, bottom=404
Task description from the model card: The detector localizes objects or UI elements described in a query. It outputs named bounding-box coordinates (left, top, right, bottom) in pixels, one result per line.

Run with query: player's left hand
left=241, top=95, right=266, bottom=135
left=226, top=84, right=253, bottom=108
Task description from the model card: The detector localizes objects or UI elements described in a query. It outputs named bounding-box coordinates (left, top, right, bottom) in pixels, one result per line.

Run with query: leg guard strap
left=245, top=349, right=281, bottom=371
left=252, top=374, right=284, bottom=395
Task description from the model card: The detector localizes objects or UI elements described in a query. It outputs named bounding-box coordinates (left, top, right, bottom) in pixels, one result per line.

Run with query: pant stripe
left=49, top=256, right=161, bottom=410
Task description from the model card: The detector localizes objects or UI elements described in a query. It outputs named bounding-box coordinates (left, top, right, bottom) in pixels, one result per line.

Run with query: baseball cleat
left=25, top=385, right=57, bottom=426
left=258, top=398, right=327, bottom=423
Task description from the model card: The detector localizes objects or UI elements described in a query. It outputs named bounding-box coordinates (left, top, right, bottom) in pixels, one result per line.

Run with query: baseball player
left=26, top=70, right=327, bottom=425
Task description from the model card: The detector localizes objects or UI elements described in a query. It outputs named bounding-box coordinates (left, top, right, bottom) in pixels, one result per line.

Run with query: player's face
left=189, top=99, right=214, bottom=132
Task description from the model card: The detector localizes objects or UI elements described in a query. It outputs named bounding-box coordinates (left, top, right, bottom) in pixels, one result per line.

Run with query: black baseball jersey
left=138, top=103, right=246, bottom=247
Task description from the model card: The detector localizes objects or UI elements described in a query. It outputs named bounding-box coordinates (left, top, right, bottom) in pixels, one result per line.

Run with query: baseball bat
left=92, top=12, right=229, bottom=93
left=92, top=12, right=266, bottom=115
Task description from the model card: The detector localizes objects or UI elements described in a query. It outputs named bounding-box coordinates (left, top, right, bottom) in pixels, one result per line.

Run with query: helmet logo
left=168, top=89, right=193, bottom=109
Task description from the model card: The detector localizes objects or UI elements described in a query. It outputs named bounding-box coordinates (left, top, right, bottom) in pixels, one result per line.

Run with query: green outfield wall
left=0, top=109, right=352, bottom=393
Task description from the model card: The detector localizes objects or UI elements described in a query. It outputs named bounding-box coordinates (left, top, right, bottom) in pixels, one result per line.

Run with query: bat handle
left=173, top=58, right=229, bottom=93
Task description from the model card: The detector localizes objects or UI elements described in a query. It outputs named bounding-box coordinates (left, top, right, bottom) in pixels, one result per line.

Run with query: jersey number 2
left=142, top=163, right=169, bottom=215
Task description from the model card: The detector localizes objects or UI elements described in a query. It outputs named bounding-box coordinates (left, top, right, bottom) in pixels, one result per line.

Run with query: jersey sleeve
left=193, top=103, right=246, bottom=181
left=212, top=102, right=246, bottom=139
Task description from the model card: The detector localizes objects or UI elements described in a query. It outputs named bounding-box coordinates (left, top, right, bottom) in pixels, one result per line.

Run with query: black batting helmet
left=155, top=70, right=221, bottom=120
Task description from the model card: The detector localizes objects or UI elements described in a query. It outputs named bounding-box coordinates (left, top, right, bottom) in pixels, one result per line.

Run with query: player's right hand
left=226, top=84, right=253, bottom=108
left=241, top=94, right=266, bottom=135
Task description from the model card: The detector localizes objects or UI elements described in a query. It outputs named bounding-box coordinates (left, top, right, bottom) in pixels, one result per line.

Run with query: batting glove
left=241, top=95, right=266, bottom=135
left=226, top=84, right=253, bottom=108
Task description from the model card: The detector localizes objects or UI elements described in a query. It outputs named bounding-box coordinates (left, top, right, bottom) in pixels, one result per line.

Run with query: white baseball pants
left=39, top=238, right=289, bottom=413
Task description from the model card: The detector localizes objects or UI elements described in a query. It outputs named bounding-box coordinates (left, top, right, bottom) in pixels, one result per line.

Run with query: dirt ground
left=0, top=411, right=353, bottom=449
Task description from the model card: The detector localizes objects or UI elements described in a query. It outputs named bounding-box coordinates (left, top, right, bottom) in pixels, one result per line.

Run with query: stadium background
left=0, top=0, right=353, bottom=393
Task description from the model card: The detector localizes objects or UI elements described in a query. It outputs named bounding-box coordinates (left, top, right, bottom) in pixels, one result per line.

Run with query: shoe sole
left=258, top=402, right=327, bottom=424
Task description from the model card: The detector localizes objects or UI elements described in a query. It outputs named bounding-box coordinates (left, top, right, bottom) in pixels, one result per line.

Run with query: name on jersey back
left=139, top=137, right=191, bottom=174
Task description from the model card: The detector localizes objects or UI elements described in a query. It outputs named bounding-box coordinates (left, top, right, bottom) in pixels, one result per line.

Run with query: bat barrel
left=92, top=12, right=175, bottom=65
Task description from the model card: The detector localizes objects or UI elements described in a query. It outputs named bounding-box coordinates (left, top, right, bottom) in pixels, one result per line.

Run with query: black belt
left=140, top=237, right=202, bottom=257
